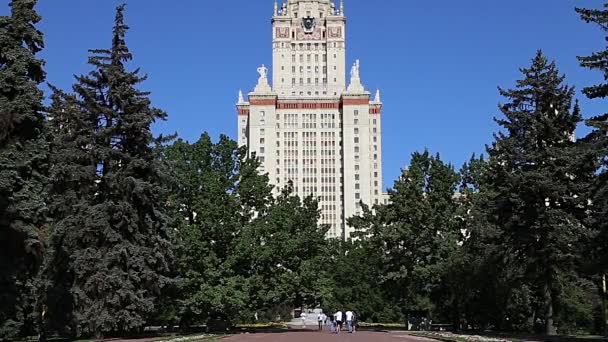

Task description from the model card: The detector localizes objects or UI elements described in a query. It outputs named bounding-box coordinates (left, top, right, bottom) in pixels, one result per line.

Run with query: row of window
left=291, top=65, right=328, bottom=73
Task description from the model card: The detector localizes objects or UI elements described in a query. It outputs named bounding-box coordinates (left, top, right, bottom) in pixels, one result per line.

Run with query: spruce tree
left=42, top=5, right=174, bottom=337
left=0, top=0, right=47, bottom=338
left=488, top=50, right=594, bottom=335
left=576, top=2, right=608, bottom=335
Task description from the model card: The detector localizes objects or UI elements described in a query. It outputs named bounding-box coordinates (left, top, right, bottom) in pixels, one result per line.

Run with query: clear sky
left=6, top=0, right=606, bottom=189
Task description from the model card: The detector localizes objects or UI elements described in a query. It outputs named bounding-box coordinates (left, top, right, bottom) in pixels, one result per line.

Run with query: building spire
left=340, top=0, right=344, bottom=14
left=274, top=0, right=278, bottom=16
left=375, top=89, right=381, bottom=102
left=238, top=90, right=245, bottom=104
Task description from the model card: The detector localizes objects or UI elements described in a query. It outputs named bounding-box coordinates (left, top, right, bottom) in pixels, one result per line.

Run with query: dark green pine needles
left=42, top=5, right=174, bottom=338
left=488, top=50, right=596, bottom=336
left=576, top=2, right=608, bottom=275
left=0, top=0, right=48, bottom=339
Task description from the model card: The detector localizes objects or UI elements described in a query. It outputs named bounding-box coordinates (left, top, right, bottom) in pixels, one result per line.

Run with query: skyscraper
left=237, top=0, right=386, bottom=239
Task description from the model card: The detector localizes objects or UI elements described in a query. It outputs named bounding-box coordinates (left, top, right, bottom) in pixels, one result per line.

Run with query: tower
left=237, top=0, right=386, bottom=239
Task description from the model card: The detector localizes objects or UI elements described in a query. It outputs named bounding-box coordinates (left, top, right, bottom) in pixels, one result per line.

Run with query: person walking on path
left=329, top=315, right=336, bottom=333
left=318, top=312, right=326, bottom=331
left=334, top=310, right=343, bottom=333
left=345, top=310, right=354, bottom=333
left=300, top=311, right=307, bottom=329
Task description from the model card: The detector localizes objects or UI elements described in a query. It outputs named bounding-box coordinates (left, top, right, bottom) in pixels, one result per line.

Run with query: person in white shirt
left=334, top=310, right=343, bottom=333
left=317, top=312, right=326, bottom=331
left=345, top=310, right=354, bottom=333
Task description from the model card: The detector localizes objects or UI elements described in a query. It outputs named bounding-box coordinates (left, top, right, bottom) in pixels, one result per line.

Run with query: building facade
left=237, top=0, right=385, bottom=239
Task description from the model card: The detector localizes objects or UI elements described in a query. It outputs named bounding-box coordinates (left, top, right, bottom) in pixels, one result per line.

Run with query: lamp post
left=603, top=273, right=607, bottom=337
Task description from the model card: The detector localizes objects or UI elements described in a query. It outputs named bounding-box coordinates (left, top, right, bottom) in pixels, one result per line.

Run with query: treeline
left=0, top=0, right=607, bottom=340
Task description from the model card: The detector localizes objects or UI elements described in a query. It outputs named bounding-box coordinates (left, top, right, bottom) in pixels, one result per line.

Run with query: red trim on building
left=250, top=98, right=277, bottom=106
left=369, top=105, right=382, bottom=115
left=343, top=98, right=370, bottom=106
left=237, top=108, right=250, bottom=116
left=276, top=101, right=340, bottom=110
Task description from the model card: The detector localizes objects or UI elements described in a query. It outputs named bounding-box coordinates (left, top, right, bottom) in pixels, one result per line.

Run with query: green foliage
left=41, top=5, right=174, bottom=338
left=576, top=3, right=608, bottom=336
left=576, top=2, right=608, bottom=275
left=165, top=136, right=328, bottom=326
left=487, top=50, right=595, bottom=335
left=0, top=0, right=47, bottom=339
left=349, top=150, right=460, bottom=319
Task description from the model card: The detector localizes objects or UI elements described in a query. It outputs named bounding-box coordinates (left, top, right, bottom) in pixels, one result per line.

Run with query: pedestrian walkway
left=221, top=331, right=436, bottom=342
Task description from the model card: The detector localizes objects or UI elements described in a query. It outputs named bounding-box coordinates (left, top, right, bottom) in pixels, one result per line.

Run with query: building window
left=260, top=138, right=265, bottom=144
left=373, top=128, right=377, bottom=133
left=260, top=147, right=265, bottom=154
left=355, top=165, right=360, bottom=171
left=354, top=110, right=359, bottom=116
left=374, top=154, right=377, bottom=160
left=373, top=136, right=377, bottom=143
left=355, top=193, right=360, bottom=199
left=292, top=66, right=296, bottom=73
left=374, top=172, right=378, bottom=178
left=355, top=183, right=360, bottom=190
left=354, top=119, right=359, bottom=125
left=354, top=146, right=360, bottom=153
left=355, top=174, right=360, bottom=181
left=373, top=119, right=377, bottom=125
left=354, top=137, right=359, bottom=143
left=354, top=128, right=359, bottom=134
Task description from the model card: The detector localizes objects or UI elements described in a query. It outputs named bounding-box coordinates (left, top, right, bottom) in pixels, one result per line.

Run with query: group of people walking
left=317, top=310, right=357, bottom=333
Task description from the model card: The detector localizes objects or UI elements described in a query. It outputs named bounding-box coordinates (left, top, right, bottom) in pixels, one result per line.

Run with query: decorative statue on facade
left=350, top=59, right=360, bottom=81
left=347, top=59, right=365, bottom=93
left=254, top=64, right=272, bottom=92
left=257, top=64, right=268, bottom=82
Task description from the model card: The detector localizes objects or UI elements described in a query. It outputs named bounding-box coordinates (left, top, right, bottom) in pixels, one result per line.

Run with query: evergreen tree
left=0, top=0, right=47, bottom=338
left=42, top=5, right=174, bottom=337
left=488, top=50, right=594, bottom=335
left=41, top=87, right=97, bottom=337
left=576, top=3, right=608, bottom=334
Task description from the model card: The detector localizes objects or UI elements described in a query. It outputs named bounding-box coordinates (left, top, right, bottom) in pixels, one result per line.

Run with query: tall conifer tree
left=576, top=3, right=608, bottom=335
left=488, top=51, right=594, bottom=335
left=43, top=5, right=174, bottom=337
left=0, top=0, right=47, bottom=338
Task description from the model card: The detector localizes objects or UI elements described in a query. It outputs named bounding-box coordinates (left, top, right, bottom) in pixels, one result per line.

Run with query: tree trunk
left=543, top=281, right=556, bottom=335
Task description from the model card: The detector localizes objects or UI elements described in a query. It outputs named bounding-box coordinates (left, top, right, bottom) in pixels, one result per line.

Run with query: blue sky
left=7, top=0, right=606, bottom=189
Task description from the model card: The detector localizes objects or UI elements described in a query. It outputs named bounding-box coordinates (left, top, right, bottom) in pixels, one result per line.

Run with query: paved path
left=222, top=331, right=436, bottom=342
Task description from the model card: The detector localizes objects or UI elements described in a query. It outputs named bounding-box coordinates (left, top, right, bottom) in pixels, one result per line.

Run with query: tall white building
left=237, top=0, right=386, bottom=239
